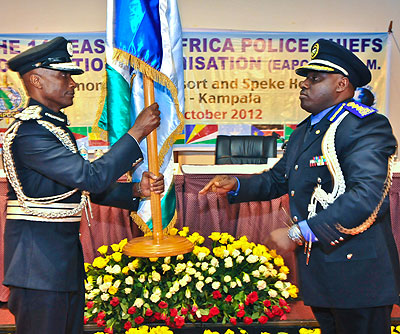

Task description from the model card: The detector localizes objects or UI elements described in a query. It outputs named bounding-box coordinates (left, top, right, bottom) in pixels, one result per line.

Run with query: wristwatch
left=287, top=224, right=304, bottom=245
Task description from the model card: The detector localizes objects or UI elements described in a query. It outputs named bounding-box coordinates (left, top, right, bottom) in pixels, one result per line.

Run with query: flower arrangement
left=84, top=228, right=299, bottom=334
left=92, top=327, right=321, bottom=334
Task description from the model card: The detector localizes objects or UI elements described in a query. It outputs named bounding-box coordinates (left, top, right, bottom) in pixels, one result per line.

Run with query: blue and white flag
left=97, top=0, right=184, bottom=233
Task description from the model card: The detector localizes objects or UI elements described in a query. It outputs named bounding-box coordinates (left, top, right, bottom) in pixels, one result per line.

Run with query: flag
left=94, top=0, right=184, bottom=233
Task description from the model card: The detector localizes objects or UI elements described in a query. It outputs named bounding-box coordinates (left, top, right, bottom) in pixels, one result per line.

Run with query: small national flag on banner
left=94, top=0, right=184, bottom=234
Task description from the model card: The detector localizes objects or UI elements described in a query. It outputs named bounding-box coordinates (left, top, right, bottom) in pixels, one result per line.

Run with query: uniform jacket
left=230, top=100, right=400, bottom=308
left=3, top=99, right=143, bottom=292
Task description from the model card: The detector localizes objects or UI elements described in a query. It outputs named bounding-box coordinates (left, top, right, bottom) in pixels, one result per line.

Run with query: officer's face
left=299, top=71, right=344, bottom=115
left=35, top=68, right=77, bottom=112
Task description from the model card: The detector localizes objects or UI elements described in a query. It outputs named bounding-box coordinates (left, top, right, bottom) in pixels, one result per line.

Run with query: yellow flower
left=103, top=275, right=114, bottom=283
left=269, top=249, right=278, bottom=258
left=111, top=243, right=120, bottom=252
left=219, top=232, right=234, bottom=244
left=112, top=252, right=122, bottom=262
left=149, top=257, right=159, bottom=262
left=178, top=227, right=189, bottom=237
left=118, top=238, right=128, bottom=250
left=86, top=276, right=93, bottom=285
left=252, top=244, right=268, bottom=257
left=213, top=246, right=227, bottom=258
left=122, top=266, right=129, bottom=275
left=128, top=259, right=140, bottom=271
left=97, top=245, right=108, bottom=255
left=274, top=255, right=285, bottom=267
left=209, top=232, right=221, bottom=241
left=108, top=286, right=118, bottom=295
left=280, top=265, right=290, bottom=274
left=169, top=227, right=178, bottom=236
left=287, top=283, right=299, bottom=298
left=84, top=263, right=91, bottom=272
left=92, top=256, right=108, bottom=269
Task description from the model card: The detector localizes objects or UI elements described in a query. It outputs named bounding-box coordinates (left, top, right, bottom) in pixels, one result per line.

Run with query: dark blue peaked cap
left=296, top=39, right=371, bottom=88
left=7, top=36, right=84, bottom=75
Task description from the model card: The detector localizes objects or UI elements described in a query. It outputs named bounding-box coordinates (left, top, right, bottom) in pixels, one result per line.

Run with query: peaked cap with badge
left=7, top=36, right=84, bottom=75
left=296, top=38, right=371, bottom=88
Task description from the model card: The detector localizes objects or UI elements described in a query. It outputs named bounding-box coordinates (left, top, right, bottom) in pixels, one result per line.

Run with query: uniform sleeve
left=228, top=147, right=289, bottom=203
left=90, top=182, right=140, bottom=211
left=14, top=125, right=143, bottom=194
left=307, top=113, right=397, bottom=249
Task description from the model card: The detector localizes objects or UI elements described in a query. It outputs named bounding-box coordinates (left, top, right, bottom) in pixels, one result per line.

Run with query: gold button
left=315, top=130, right=321, bottom=134
left=291, top=190, right=295, bottom=197
left=294, top=165, right=299, bottom=171
left=293, top=216, right=298, bottom=222
left=347, top=253, right=353, bottom=260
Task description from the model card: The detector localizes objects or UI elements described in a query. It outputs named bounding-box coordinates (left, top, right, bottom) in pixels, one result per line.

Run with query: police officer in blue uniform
left=200, top=39, right=400, bottom=333
left=3, top=36, right=165, bottom=334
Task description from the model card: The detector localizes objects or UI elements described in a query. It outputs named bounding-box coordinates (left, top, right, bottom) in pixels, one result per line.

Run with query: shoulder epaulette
left=14, top=105, right=42, bottom=121
left=328, top=103, right=347, bottom=122
left=343, top=100, right=377, bottom=118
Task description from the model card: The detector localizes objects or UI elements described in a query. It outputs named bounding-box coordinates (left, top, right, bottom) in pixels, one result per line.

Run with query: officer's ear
left=336, top=75, right=351, bottom=93
left=29, top=73, right=42, bottom=89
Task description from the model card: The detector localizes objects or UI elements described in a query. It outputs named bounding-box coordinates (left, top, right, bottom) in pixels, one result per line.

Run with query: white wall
left=1, top=0, right=400, bottom=142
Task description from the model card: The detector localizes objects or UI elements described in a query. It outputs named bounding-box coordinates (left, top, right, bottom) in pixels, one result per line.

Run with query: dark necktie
left=303, top=119, right=313, bottom=143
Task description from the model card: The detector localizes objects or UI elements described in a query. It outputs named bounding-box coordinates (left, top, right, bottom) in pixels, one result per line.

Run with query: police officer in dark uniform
left=3, top=36, right=165, bottom=334
left=200, top=39, right=400, bottom=333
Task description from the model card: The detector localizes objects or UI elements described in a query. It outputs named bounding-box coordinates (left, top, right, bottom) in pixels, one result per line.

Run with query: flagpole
left=123, top=75, right=193, bottom=257
left=143, top=75, right=163, bottom=243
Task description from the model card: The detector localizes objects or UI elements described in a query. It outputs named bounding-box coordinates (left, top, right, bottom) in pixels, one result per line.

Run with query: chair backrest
left=215, top=135, right=277, bottom=165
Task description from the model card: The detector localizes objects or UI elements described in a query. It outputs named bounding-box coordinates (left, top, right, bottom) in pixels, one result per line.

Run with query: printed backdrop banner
left=182, top=31, right=388, bottom=125
left=0, top=31, right=389, bottom=148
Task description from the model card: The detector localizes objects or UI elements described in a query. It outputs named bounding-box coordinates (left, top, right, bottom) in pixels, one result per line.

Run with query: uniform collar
left=28, top=99, right=70, bottom=126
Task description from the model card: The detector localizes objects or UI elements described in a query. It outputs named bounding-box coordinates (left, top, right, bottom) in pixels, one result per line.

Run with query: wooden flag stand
left=123, top=75, right=194, bottom=257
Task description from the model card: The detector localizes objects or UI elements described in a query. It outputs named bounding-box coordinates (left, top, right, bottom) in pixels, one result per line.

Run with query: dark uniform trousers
left=8, top=284, right=85, bottom=334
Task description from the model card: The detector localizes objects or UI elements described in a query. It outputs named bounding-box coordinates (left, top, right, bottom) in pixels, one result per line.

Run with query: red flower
left=280, top=314, right=287, bottom=320
left=128, top=306, right=137, bottom=314
left=201, top=315, right=209, bottom=322
left=160, top=313, right=167, bottom=320
left=165, top=318, right=171, bottom=326
left=265, top=310, right=274, bottom=318
left=244, top=316, right=253, bottom=325
left=86, top=301, right=94, bottom=309
left=96, top=319, right=105, bottom=327
left=158, top=301, right=168, bottom=309
left=104, top=327, right=113, bottom=334
left=230, top=317, right=237, bottom=325
left=170, top=308, right=178, bottom=317
left=279, top=298, right=288, bottom=307
left=237, top=310, right=245, bottom=318
left=225, top=295, right=232, bottom=302
left=191, top=305, right=198, bottom=313
left=83, top=316, right=89, bottom=325
left=272, top=305, right=284, bottom=316
left=124, top=321, right=132, bottom=330
left=258, top=315, right=269, bottom=324
left=263, top=300, right=271, bottom=307
left=285, top=306, right=292, bottom=313
left=145, top=308, right=153, bottom=317
left=209, top=306, right=220, bottom=317
left=181, top=307, right=188, bottom=315
left=154, top=312, right=162, bottom=320
left=246, top=291, right=258, bottom=304
left=110, top=297, right=120, bottom=307
left=134, top=316, right=144, bottom=325
left=97, top=311, right=106, bottom=320
left=238, top=303, right=245, bottom=310
left=174, top=315, right=185, bottom=328
left=212, top=291, right=222, bottom=299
